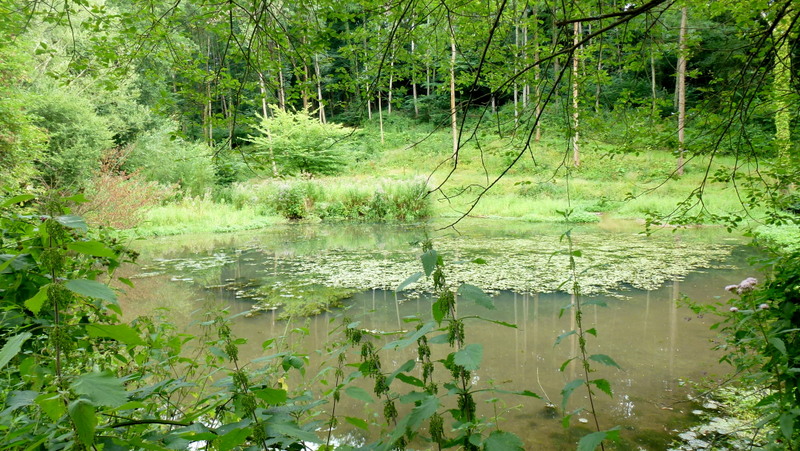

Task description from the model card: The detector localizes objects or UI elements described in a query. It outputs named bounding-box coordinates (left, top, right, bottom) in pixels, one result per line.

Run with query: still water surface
left=121, top=219, right=757, bottom=449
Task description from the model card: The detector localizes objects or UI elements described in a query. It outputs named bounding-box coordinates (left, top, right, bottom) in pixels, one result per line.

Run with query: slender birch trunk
left=572, top=22, right=581, bottom=167
left=676, top=7, right=687, bottom=176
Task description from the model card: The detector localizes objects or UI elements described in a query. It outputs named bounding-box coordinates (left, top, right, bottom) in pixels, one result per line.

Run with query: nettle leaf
left=1, top=390, right=38, bottom=415
left=387, top=359, right=417, bottom=384
left=345, top=386, right=373, bottom=404
left=432, top=297, right=448, bottom=324
left=69, top=399, right=96, bottom=447
left=554, top=330, right=576, bottom=347
left=406, top=394, right=439, bottom=432
left=577, top=428, right=620, bottom=451
left=781, top=412, right=794, bottom=440
left=397, top=272, right=423, bottom=291
left=588, top=354, right=621, bottom=369
left=36, top=392, right=66, bottom=421
left=86, top=324, right=144, bottom=346
left=453, top=344, right=483, bottom=371
left=769, top=337, right=787, bottom=356
left=591, top=379, right=613, bottom=398
left=1, top=194, right=35, bottom=208
left=457, top=283, right=495, bottom=310
left=421, top=249, right=438, bottom=277
left=384, top=322, right=436, bottom=350
left=65, top=279, right=117, bottom=304
left=0, top=332, right=33, bottom=370
left=67, top=240, right=117, bottom=258
left=345, top=416, right=369, bottom=430
left=24, top=285, right=49, bottom=315
left=484, top=430, right=525, bottom=451
left=55, top=215, right=88, bottom=233
left=71, top=372, right=129, bottom=407
left=253, top=387, right=287, bottom=405
left=561, top=379, right=584, bottom=411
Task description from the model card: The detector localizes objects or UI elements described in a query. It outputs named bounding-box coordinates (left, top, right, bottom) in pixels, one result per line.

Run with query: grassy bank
left=130, top=114, right=789, bottom=237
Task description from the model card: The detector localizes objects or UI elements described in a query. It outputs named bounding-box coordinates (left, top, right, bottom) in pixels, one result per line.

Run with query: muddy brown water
left=121, top=219, right=759, bottom=449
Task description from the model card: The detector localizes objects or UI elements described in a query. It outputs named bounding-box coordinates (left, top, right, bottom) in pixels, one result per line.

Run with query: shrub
left=272, top=182, right=308, bottom=219
left=246, top=106, right=353, bottom=176
left=28, top=87, right=114, bottom=189
left=124, top=121, right=216, bottom=197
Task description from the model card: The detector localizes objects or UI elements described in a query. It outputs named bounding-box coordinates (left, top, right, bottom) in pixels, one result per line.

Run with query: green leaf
left=1, top=194, right=35, bottom=208
left=24, top=285, right=49, bottom=315
left=344, top=416, right=369, bottom=430
left=65, top=279, right=117, bottom=304
left=432, top=297, right=448, bottom=324
left=384, top=322, right=436, bottom=350
left=406, top=394, right=439, bottom=432
left=457, top=283, right=495, bottom=310
left=591, top=379, right=613, bottom=397
left=781, top=413, right=795, bottom=440
left=559, top=358, right=576, bottom=373
left=0, top=332, right=32, bottom=370
left=55, top=215, right=88, bottom=233
left=421, top=250, right=438, bottom=277
left=769, top=337, right=787, bottom=356
left=586, top=328, right=597, bottom=337
left=588, top=354, right=622, bottom=369
left=1, top=390, right=38, bottom=415
left=397, top=272, right=423, bottom=291
left=554, top=330, right=576, bottom=346
left=387, top=359, right=417, bottom=384
left=35, top=392, right=66, bottom=421
left=253, top=387, right=287, bottom=405
left=218, top=425, right=250, bottom=449
left=484, top=430, right=525, bottom=451
left=472, top=257, right=487, bottom=264
left=453, top=344, right=483, bottom=371
left=71, top=372, right=129, bottom=408
left=577, top=429, right=617, bottom=451
left=395, top=373, right=425, bottom=388
left=67, top=240, right=117, bottom=258
left=345, top=386, right=373, bottom=404
left=62, top=193, right=89, bottom=204
left=561, top=379, right=584, bottom=411
left=86, top=324, right=144, bottom=346
left=68, top=399, right=96, bottom=447
left=266, top=421, right=321, bottom=444
left=0, top=253, right=34, bottom=273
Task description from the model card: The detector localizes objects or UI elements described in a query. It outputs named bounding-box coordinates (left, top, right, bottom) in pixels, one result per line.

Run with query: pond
left=120, top=218, right=757, bottom=449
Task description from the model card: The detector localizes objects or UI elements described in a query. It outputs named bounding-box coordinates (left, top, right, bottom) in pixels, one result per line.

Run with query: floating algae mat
left=132, top=219, right=743, bottom=316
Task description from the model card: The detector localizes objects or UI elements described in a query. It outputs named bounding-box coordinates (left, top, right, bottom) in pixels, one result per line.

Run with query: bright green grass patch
left=753, top=224, right=800, bottom=252
left=138, top=196, right=285, bottom=237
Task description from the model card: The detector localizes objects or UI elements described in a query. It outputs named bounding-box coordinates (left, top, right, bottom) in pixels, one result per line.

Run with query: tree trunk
left=572, top=22, right=581, bottom=167
left=258, top=71, right=269, bottom=118
left=450, top=32, right=459, bottom=158
left=314, top=54, right=326, bottom=123
left=534, top=5, right=541, bottom=141
left=377, top=92, right=385, bottom=144
left=676, top=7, right=688, bottom=176
left=411, top=40, right=419, bottom=117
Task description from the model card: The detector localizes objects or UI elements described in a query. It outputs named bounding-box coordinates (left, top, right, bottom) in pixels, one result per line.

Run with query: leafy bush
left=695, top=253, right=800, bottom=448
left=28, top=87, right=114, bottom=189
left=124, top=121, right=216, bottom=197
left=246, top=106, right=353, bottom=176
left=272, top=182, right=308, bottom=219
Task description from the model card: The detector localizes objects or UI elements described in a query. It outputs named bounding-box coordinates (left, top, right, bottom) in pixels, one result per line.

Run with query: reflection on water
left=121, top=219, right=758, bottom=449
